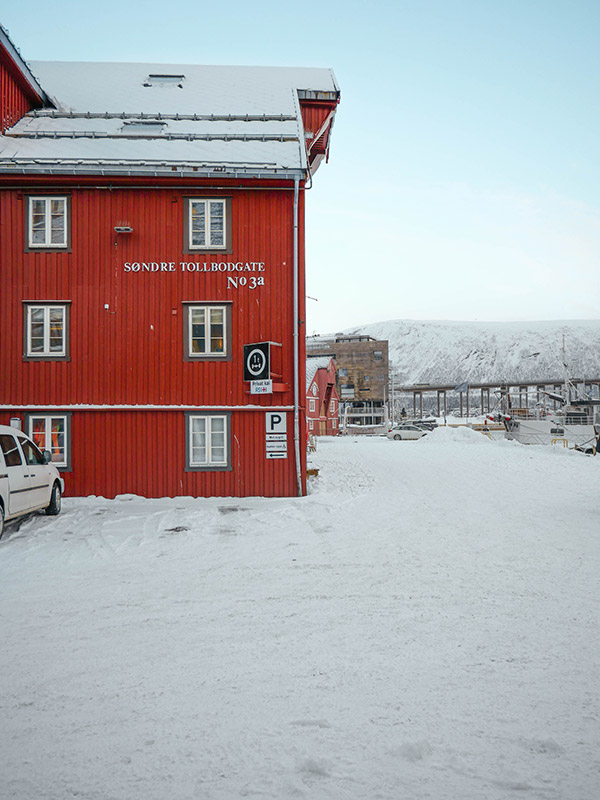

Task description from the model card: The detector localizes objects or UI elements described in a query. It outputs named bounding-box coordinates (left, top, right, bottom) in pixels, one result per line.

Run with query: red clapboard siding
left=0, top=409, right=304, bottom=498
left=0, top=58, right=33, bottom=132
left=0, top=177, right=308, bottom=498
left=1, top=184, right=301, bottom=408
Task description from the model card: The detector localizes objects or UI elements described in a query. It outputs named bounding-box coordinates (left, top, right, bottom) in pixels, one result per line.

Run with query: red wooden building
left=0, top=26, right=340, bottom=498
left=306, top=356, right=339, bottom=436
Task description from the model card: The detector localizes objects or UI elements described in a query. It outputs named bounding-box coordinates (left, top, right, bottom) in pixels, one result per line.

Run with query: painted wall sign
left=123, top=261, right=265, bottom=272
left=122, top=261, right=267, bottom=290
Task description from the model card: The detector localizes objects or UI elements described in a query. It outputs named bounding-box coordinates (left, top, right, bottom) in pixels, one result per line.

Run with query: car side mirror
left=43, top=450, right=52, bottom=464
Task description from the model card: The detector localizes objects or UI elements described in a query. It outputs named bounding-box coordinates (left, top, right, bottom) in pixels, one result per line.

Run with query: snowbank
left=419, top=424, right=491, bottom=446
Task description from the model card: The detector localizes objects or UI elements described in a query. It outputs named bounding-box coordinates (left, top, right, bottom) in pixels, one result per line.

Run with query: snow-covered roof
left=0, top=61, right=339, bottom=178
left=306, top=356, right=333, bottom=391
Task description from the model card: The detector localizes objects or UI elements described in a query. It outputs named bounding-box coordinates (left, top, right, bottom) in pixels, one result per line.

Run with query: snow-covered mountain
left=331, top=319, right=600, bottom=385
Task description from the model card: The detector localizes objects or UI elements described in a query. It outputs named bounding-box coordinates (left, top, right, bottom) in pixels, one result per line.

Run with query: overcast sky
left=3, top=0, right=599, bottom=333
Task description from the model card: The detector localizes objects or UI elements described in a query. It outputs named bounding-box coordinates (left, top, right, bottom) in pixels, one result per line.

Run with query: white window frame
left=28, top=196, right=68, bottom=248
left=188, top=199, right=227, bottom=250
left=187, top=413, right=230, bottom=470
left=309, top=398, right=316, bottom=413
left=26, top=304, right=67, bottom=357
left=332, top=419, right=337, bottom=429
left=187, top=304, right=228, bottom=358
left=330, top=400, right=336, bottom=413
left=26, top=414, right=70, bottom=469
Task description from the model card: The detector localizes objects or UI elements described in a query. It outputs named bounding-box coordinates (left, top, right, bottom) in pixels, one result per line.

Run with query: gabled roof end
left=0, top=24, right=53, bottom=107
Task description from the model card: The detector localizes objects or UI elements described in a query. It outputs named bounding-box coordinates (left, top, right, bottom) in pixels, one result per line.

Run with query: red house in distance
left=0, top=25, right=340, bottom=498
left=306, top=356, right=339, bottom=436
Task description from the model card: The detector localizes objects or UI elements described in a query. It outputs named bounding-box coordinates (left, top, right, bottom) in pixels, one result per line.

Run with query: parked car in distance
left=387, top=424, right=428, bottom=441
left=411, top=419, right=438, bottom=431
left=0, top=424, right=64, bottom=538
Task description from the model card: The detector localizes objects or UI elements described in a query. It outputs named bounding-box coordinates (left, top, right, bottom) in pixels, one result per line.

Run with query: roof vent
left=143, top=74, right=185, bottom=88
left=122, top=120, right=167, bottom=135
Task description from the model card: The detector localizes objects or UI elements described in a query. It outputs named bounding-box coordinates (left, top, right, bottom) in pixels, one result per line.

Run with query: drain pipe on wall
left=292, top=175, right=303, bottom=496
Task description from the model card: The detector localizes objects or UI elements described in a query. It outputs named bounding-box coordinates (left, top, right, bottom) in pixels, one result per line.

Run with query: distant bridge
left=395, top=378, right=600, bottom=417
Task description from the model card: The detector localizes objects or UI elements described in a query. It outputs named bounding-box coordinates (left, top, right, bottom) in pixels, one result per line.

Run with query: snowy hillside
left=335, top=319, right=600, bottom=385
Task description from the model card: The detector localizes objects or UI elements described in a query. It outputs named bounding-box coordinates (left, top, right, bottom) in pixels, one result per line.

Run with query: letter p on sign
left=266, top=412, right=287, bottom=434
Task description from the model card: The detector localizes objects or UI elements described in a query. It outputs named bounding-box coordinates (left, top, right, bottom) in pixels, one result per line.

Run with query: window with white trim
left=27, top=414, right=70, bottom=468
left=186, top=413, right=231, bottom=470
left=188, top=199, right=227, bottom=250
left=309, top=398, right=316, bottom=412
left=186, top=304, right=228, bottom=358
left=25, top=304, right=68, bottom=358
left=28, top=196, right=68, bottom=248
left=332, top=419, right=337, bottom=429
left=330, top=400, right=336, bottom=413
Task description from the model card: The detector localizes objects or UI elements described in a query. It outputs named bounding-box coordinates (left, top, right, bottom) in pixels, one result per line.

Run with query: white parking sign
left=265, top=412, right=287, bottom=434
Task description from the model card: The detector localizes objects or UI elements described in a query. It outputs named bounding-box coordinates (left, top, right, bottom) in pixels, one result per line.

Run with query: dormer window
left=122, top=120, right=167, bottom=135
left=143, top=74, right=185, bottom=87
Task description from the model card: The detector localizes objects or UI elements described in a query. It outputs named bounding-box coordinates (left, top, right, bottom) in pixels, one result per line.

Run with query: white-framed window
left=330, top=400, right=336, bottom=413
left=186, top=413, right=231, bottom=471
left=309, top=398, right=316, bottom=412
left=27, top=196, right=68, bottom=248
left=185, top=304, right=229, bottom=358
left=25, top=304, right=68, bottom=359
left=27, top=414, right=71, bottom=469
left=332, top=419, right=337, bottom=429
left=308, top=419, right=313, bottom=430
left=188, top=199, right=227, bottom=250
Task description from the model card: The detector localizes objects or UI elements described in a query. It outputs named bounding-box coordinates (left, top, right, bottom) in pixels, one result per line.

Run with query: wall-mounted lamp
left=114, top=226, right=134, bottom=233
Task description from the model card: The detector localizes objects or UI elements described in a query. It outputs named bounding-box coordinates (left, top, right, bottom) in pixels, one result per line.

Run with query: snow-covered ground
left=1, top=429, right=599, bottom=800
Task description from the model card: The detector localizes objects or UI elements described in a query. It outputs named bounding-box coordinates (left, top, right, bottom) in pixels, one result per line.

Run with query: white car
left=0, top=424, right=65, bottom=538
left=386, top=424, right=428, bottom=441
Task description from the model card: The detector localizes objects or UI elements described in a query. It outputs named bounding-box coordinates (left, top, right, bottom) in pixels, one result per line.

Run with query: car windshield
left=18, top=437, right=45, bottom=465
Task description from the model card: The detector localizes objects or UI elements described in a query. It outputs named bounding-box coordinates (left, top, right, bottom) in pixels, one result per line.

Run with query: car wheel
left=0, top=505, right=4, bottom=540
left=393, top=434, right=401, bottom=440
left=45, top=482, right=62, bottom=516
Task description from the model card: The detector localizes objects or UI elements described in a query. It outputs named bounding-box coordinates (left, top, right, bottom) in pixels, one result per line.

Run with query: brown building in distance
left=306, top=335, right=389, bottom=430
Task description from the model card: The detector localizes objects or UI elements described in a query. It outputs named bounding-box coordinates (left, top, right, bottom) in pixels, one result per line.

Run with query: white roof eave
left=0, top=159, right=306, bottom=180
